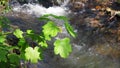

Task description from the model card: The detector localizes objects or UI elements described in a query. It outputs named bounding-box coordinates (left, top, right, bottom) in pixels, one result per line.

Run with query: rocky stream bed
left=1, top=0, right=120, bottom=68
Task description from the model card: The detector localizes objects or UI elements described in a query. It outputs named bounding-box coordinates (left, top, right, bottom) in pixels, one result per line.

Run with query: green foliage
left=0, top=48, right=8, bottom=62
left=42, top=21, right=60, bottom=40
left=0, top=14, right=76, bottom=67
left=25, top=46, right=41, bottom=63
left=54, top=38, right=72, bottom=58
left=39, top=14, right=76, bottom=38
left=18, top=38, right=26, bottom=46
left=0, top=35, right=6, bottom=43
left=8, top=54, right=20, bottom=64
left=13, top=29, right=23, bottom=38
left=38, top=40, right=48, bottom=48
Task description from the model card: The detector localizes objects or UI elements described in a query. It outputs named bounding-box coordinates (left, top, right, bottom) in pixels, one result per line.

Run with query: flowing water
left=4, top=0, right=120, bottom=68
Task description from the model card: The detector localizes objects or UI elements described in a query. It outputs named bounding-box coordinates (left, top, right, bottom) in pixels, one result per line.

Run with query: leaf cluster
left=0, top=14, right=76, bottom=67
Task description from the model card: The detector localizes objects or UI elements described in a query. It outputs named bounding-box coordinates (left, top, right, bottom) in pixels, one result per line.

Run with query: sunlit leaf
left=13, top=29, right=23, bottom=38
left=25, top=46, right=41, bottom=63
left=54, top=38, right=72, bottom=58
left=26, top=30, right=33, bottom=34
left=38, top=40, right=48, bottom=48
left=42, top=21, right=60, bottom=40
left=40, top=14, right=76, bottom=38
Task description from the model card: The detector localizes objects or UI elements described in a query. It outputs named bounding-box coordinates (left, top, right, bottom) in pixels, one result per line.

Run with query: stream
left=3, top=0, right=120, bottom=68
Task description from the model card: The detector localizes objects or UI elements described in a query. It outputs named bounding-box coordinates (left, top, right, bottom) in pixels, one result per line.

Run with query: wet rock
left=9, top=0, right=21, bottom=7
left=68, top=1, right=85, bottom=12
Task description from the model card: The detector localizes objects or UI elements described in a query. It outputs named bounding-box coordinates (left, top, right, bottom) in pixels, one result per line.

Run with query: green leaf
left=42, top=21, right=60, bottom=40
left=25, top=46, right=41, bottom=63
left=0, top=35, right=6, bottom=43
left=8, top=54, right=20, bottom=64
left=64, top=22, right=76, bottom=38
left=39, top=14, right=76, bottom=38
left=13, top=29, right=23, bottom=38
left=38, top=40, right=48, bottom=48
left=0, top=48, right=8, bottom=62
left=54, top=38, right=72, bottom=58
left=26, top=30, right=39, bottom=41
left=26, top=30, right=33, bottom=34
left=18, top=38, right=26, bottom=46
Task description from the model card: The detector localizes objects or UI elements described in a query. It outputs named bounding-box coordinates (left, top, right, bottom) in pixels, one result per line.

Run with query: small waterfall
left=12, top=4, right=69, bottom=17
left=11, top=0, right=71, bottom=17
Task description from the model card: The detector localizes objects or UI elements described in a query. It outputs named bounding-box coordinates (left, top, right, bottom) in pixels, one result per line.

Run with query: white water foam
left=12, top=3, right=69, bottom=17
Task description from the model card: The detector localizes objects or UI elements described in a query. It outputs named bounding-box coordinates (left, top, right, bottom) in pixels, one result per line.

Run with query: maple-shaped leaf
left=25, top=46, right=41, bottom=63
left=42, top=21, right=60, bottom=40
left=54, top=38, right=72, bottom=58
left=39, top=14, right=76, bottom=38
left=0, top=48, right=8, bottom=62
left=13, top=29, right=23, bottom=38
